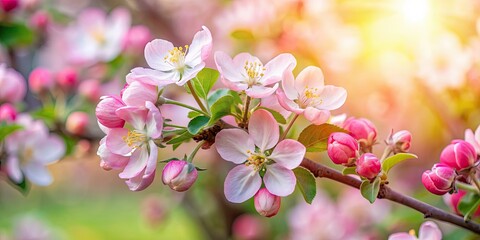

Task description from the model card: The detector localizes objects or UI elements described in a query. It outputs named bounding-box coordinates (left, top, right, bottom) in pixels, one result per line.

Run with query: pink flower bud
left=123, top=25, right=152, bottom=54
left=162, top=160, right=198, bottom=192
left=30, top=11, right=49, bottom=31
left=0, top=0, right=19, bottom=12
left=66, top=112, right=89, bottom=135
left=447, top=190, right=480, bottom=216
left=56, top=67, right=77, bottom=91
left=343, top=117, right=377, bottom=147
left=28, top=68, right=53, bottom=93
left=422, top=164, right=456, bottom=195
left=232, top=215, right=265, bottom=240
left=79, top=79, right=101, bottom=102
left=95, top=95, right=125, bottom=128
left=440, top=140, right=478, bottom=171
left=387, top=130, right=412, bottom=153
left=327, top=132, right=358, bottom=166
left=254, top=188, right=281, bottom=218
left=0, top=103, right=17, bottom=122
left=356, top=153, right=381, bottom=179
left=0, top=65, right=26, bottom=103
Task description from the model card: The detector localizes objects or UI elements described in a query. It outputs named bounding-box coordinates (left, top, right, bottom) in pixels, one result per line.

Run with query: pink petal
left=317, top=85, right=347, bottom=110
left=23, top=163, right=52, bottom=186
left=388, top=233, right=417, bottom=240
left=126, top=67, right=176, bottom=86
left=215, top=129, right=255, bottom=164
left=263, top=164, right=296, bottom=197
left=119, top=146, right=148, bottom=179
left=144, top=141, right=158, bottom=176
left=262, top=53, right=297, bottom=85
left=116, top=106, right=147, bottom=130
left=221, top=77, right=248, bottom=92
left=185, top=26, right=212, bottom=66
left=280, top=71, right=297, bottom=100
left=176, top=62, right=206, bottom=86
left=32, top=135, right=65, bottom=164
left=215, top=51, right=247, bottom=83
left=125, top=168, right=156, bottom=191
left=6, top=156, right=22, bottom=183
left=224, top=165, right=262, bottom=203
left=162, top=160, right=186, bottom=184
left=418, top=221, right=442, bottom=240
left=145, top=102, right=163, bottom=139
left=303, top=107, right=330, bottom=125
left=106, top=128, right=132, bottom=156
left=144, top=39, right=175, bottom=71
left=295, top=66, right=325, bottom=94
left=245, top=84, right=278, bottom=98
left=466, top=129, right=480, bottom=154
left=121, top=81, right=158, bottom=108
left=97, top=138, right=129, bottom=170
left=276, top=89, right=304, bottom=114
left=269, top=139, right=305, bottom=169
left=248, top=109, right=279, bottom=151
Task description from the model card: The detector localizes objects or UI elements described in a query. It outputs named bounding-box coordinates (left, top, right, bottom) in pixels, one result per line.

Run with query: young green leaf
left=191, top=68, right=219, bottom=100
left=381, top=153, right=418, bottom=174
left=458, top=192, right=480, bottom=221
left=166, top=130, right=193, bottom=146
left=208, top=95, right=234, bottom=125
left=0, top=123, right=23, bottom=141
left=8, top=177, right=29, bottom=196
left=342, top=166, right=357, bottom=175
left=293, top=167, right=317, bottom=204
left=0, top=22, right=35, bottom=47
left=297, top=123, right=348, bottom=152
left=187, top=116, right=210, bottom=135
left=360, top=178, right=380, bottom=203
left=187, top=111, right=202, bottom=119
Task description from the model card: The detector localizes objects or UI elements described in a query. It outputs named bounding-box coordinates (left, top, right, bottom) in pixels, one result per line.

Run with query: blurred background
left=1, top=0, right=480, bottom=239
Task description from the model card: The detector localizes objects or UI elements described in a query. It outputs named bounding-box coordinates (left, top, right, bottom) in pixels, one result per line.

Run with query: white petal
left=215, top=129, right=255, bottom=164
left=269, top=139, right=305, bottom=169
left=224, top=165, right=262, bottom=203
left=248, top=109, right=279, bottom=151
left=264, top=164, right=296, bottom=197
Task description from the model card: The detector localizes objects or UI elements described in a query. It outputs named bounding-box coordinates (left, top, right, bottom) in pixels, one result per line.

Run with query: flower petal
left=248, top=109, right=279, bottom=151
left=295, top=66, right=325, bottom=94
left=6, top=156, right=22, bottom=183
left=224, top=165, right=262, bottom=203
left=185, top=26, right=212, bottom=66
left=23, top=163, right=53, bottom=186
left=115, top=106, right=147, bottom=130
left=418, top=221, right=442, bottom=240
left=97, top=138, right=129, bottom=170
left=276, top=89, right=304, bottom=114
left=144, top=141, right=158, bottom=176
left=264, top=164, right=296, bottom=197
left=466, top=129, right=480, bottom=154
left=215, top=129, right=255, bottom=164
left=106, top=128, right=132, bottom=156
left=144, top=39, right=175, bottom=71
left=125, top=168, right=156, bottom=191
left=387, top=233, right=417, bottom=240
left=281, top=71, right=298, bottom=100
left=245, top=84, right=278, bottom=98
left=304, top=107, right=330, bottom=125
left=126, top=67, right=177, bottom=86
left=176, top=62, right=206, bottom=86
left=119, top=146, right=148, bottom=179
left=121, top=81, right=158, bottom=108
left=317, top=85, right=347, bottom=110
left=262, top=53, right=297, bottom=85
left=145, top=102, right=163, bottom=139
left=269, top=139, right=305, bottom=169
left=215, top=51, right=249, bottom=84
left=32, top=135, right=65, bottom=164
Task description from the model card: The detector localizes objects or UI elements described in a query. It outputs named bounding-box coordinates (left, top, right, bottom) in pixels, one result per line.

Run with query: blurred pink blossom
left=28, top=67, right=54, bottom=94
left=0, top=64, right=26, bottom=103
left=0, top=103, right=17, bottom=122
left=465, top=125, right=480, bottom=155
left=123, top=25, right=152, bottom=54
left=388, top=221, right=442, bottom=240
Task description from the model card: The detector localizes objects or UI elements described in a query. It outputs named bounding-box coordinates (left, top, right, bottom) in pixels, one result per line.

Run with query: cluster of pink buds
left=29, top=67, right=79, bottom=94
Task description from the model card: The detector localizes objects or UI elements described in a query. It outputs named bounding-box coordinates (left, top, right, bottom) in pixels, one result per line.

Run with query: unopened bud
left=254, top=188, right=281, bottom=218
left=356, top=153, right=381, bottom=179
left=327, top=132, right=358, bottom=166
left=162, top=160, right=198, bottom=192
left=66, top=112, right=89, bottom=135
left=95, top=95, right=125, bottom=128
left=343, top=117, right=377, bottom=149
left=29, top=68, right=54, bottom=94
left=422, top=164, right=456, bottom=195
left=440, top=140, right=478, bottom=171
left=387, top=130, right=412, bottom=153
left=0, top=103, right=17, bottom=122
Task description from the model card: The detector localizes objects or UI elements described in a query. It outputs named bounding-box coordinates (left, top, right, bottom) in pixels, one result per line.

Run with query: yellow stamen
left=91, top=30, right=106, bottom=45
left=408, top=229, right=416, bottom=236
left=122, top=130, right=147, bottom=149
left=164, top=45, right=189, bottom=65
left=297, top=86, right=323, bottom=107
left=243, top=60, right=265, bottom=86
left=245, top=150, right=267, bottom=171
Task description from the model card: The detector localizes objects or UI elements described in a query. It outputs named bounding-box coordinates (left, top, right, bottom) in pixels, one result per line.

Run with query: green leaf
left=382, top=153, right=418, bottom=174
left=8, top=177, right=29, bottom=196
left=166, top=130, right=193, bottom=145
left=293, top=167, right=317, bottom=204
left=31, top=105, right=56, bottom=126
left=360, top=178, right=380, bottom=203
left=0, top=123, right=23, bottom=141
left=0, top=22, right=35, bottom=47
left=62, top=134, right=76, bottom=156
left=191, top=68, right=219, bottom=100
left=259, top=107, right=286, bottom=124
left=459, top=192, right=480, bottom=221
left=208, top=95, right=234, bottom=125
left=187, top=116, right=210, bottom=135
left=297, top=123, right=348, bottom=152
left=342, top=166, right=357, bottom=175
left=187, top=111, right=202, bottom=119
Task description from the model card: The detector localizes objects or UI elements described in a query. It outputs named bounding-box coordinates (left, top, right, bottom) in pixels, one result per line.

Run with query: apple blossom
left=465, top=125, right=480, bottom=155
left=215, top=109, right=306, bottom=203
left=0, top=103, right=17, bottom=122
left=254, top=188, right=281, bottom=217
left=162, top=160, right=198, bottom=192
left=4, top=115, right=65, bottom=186
left=215, top=51, right=296, bottom=98
left=0, top=64, right=26, bottom=103
left=327, top=132, right=358, bottom=166
left=127, top=26, right=212, bottom=86
left=422, top=164, right=456, bottom=195
left=343, top=117, right=377, bottom=148
left=439, top=140, right=478, bottom=171
left=30, top=10, right=49, bottom=31
left=56, top=67, right=78, bottom=91
left=277, top=66, right=347, bottom=125
left=103, top=101, right=162, bottom=191
left=96, top=95, right=126, bottom=128
left=66, top=112, right=89, bottom=135
left=97, top=137, right=129, bottom=171
left=28, top=67, right=54, bottom=94
left=356, top=153, right=381, bottom=179
left=121, top=80, right=159, bottom=108
left=79, top=79, right=101, bottom=102
left=388, top=221, right=442, bottom=240
left=123, top=25, right=152, bottom=54
left=387, top=130, right=412, bottom=153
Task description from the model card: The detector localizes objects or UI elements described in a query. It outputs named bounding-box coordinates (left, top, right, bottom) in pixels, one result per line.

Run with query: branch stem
left=242, top=96, right=251, bottom=126
left=164, top=99, right=209, bottom=116
left=187, top=81, right=209, bottom=113
left=280, top=114, right=299, bottom=140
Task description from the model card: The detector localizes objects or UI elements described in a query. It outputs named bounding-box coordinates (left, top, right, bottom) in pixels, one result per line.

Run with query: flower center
left=164, top=45, right=189, bottom=69
left=91, top=29, right=106, bottom=45
left=245, top=150, right=267, bottom=171
left=19, top=147, right=34, bottom=165
left=123, top=130, right=147, bottom=149
left=243, top=60, right=265, bottom=87
left=297, top=86, right=323, bottom=108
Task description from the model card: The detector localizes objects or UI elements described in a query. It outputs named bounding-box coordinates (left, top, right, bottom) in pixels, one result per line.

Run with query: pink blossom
left=162, top=160, right=198, bottom=192
left=79, top=79, right=101, bottom=102
left=387, top=130, right=412, bottom=153
left=356, top=153, right=381, bottom=179
left=215, top=51, right=296, bottom=98
left=67, top=8, right=131, bottom=64
left=4, top=115, right=65, bottom=186
left=96, top=95, right=126, bottom=128
left=0, top=64, right=26, bottom=103
left=127, top=26, right=212, bottom=86
left=55, top=67, right=78, bottom=91
left=215, top=109, right=306, bottom=203
left=121, top=80, right=159, bottom=108
left=123, top=25, right=152, bottom=54
left=465, top=125, right=480, bottom=155
left=103, top=101, right=163, bottom=191
left=388, top=221, right=442, bottom=240
left=327, top=132, right=358, bottom=166
left=28, top=67, right=54, bottom=94
left=277, top=66, right=347, bottom=125
left=254, top=188, right=281, bottom=217
left=0, top=0, right=19, bottom=12
left=445, top=190, right=480, bottom=217
left=343, top=117, right=377, bottom=147
left=422, top=164, right=456, bottom=195
left=0, top=103, right=17, bottom=122
left=66, top=112, right=89, bottom=135
left=439, top=140, right=477, bottom=171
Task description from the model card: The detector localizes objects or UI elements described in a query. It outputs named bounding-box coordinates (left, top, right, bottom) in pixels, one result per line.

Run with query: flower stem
left=380, top=147, right=393, bottom=162
left=280, top=114, right=299, bottom=140
left=164, top=123, right=186, bottom=129
left=188, top=141, right=204, bottom=162
left=187, top=81, right=209, bottom=113
left=470, top=171, right=480, bottom=193
left=164, top=98, right=209, bottom=116
left=456, top=181, right=479, bottom=193
left=242, top=96, right=251, bottom=126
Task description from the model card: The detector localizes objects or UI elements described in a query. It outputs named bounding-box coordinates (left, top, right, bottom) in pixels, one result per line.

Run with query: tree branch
left=300, top=158, right=480, bottom=234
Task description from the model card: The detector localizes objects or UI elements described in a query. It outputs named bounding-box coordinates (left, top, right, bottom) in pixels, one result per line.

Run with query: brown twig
left=300, top=158, right=480, bottom=234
